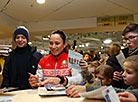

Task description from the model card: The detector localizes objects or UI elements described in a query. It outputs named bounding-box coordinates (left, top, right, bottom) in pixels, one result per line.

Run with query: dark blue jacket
left=1, top=44, right=43, bottom=89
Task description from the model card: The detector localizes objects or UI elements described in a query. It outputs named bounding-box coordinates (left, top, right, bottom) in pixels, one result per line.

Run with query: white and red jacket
left=37, top=52, right=71, bottom=80
left=37, top=51, right=83, bottom=85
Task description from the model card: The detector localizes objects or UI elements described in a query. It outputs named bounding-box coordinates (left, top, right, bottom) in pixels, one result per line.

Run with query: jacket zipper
left=54, top=57, right=58, bottom=76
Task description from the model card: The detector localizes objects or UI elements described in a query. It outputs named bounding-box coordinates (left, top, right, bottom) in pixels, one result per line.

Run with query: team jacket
left=37, top=52, right=71, bottom=81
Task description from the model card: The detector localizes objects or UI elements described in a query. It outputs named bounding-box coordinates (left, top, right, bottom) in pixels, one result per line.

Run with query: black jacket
left=106, top=54, right=128, bottom=89
left=1, top=45, right=43, bottom=89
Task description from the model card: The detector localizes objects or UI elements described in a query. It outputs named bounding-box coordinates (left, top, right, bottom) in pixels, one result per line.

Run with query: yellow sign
left=97, top=15, right=133, bottom=26
left=97, top=16, right=114, bottom=26
left=115, top=15, right=133, bottom=25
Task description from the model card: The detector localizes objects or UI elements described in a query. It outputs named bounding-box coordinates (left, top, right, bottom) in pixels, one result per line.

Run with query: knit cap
left=14, top=26, right=29, bottom=42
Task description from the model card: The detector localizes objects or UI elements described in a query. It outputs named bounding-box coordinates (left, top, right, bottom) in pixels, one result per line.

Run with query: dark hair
left=51, top=30, right=66, bottom=44
left=122, top=23, right=138, bottom=36
left=83, top=52, right=90, bottom=58
left=64, top=43, right=71, bottom=53
left=77, top=50, right=83, bottom=55
left=89, top=61, right=101, bottom=68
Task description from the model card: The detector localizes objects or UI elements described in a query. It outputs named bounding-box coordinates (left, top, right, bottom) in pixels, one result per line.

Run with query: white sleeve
left=66, top=68, right=83, bottom=86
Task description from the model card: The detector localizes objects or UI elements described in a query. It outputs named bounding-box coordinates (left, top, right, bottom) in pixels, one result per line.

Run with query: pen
left=28, top=72, right=33, bottom=76
left=28, top=72, right=39, bottom=80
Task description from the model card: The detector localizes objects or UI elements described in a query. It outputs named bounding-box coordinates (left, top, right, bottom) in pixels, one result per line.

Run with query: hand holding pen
left=28, top=72, right=39, bottom=88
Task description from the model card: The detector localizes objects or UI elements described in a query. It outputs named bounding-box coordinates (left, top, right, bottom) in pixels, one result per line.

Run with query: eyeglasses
left=123, top=35, right=138, bottom=42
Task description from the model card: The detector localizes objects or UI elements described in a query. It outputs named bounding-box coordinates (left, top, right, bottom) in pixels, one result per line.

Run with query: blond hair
left=125, top=55, right=138, bottom=73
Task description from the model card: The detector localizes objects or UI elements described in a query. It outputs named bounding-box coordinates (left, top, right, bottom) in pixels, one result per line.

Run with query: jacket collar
left=52, top=48, right=65, bottom=57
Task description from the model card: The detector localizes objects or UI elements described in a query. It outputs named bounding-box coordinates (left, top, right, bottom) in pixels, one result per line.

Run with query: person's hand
left=80, top=59, right=88, bottom=72
left=118, top=92, right=137, bottom=102
left=37, top=77, right=61, bottom=87
left=113, top=71, right=123, bottom=81
left=29, top=75, right=39, bottom=88
left=65, top=85, right=86, bottom=98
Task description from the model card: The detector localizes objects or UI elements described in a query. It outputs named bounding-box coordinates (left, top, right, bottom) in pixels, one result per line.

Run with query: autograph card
left=68, top=50, right=83, bottom=69
left=102, top=86, right=120, bottom=102
left=116, top=53, right=126, bottom=69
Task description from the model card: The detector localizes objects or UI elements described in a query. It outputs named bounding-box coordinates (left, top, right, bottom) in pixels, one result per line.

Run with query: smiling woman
left=49, top=30, right=67, bottom=56
left=29, top=30, right=83, bottom=88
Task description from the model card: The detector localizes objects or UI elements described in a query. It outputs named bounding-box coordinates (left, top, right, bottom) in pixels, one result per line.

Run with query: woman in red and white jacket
left=29, top=30, right=83, bottom=88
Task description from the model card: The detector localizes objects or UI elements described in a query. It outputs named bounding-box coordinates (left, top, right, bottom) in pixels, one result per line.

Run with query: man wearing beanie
left=1, top=26, right=43, bottom=90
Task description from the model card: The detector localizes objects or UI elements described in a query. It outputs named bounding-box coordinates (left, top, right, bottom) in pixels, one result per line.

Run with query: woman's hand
left=118, top=92, right=137, bottom=102
left=80, top=59, right=88, bottom=72
left=37, top=77, right=61, bottom=87
left=65, top=85, right=86, bottom=98
left=113, top=71, right=123, bottom=81
left=29, top=75, right=39, bottom=88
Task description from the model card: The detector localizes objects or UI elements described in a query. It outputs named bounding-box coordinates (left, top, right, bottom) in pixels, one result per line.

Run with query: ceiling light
left=48, top=35, right=50, bottom=38
left=85, top=43, right=89, bottom=47
left=28, top=42, right=32, bottom=45
left=82, top=44, right=85, bottom=47
left=79, top=45, right=82, bottom=47
left=103, top=39, right=112, bottom=44
left=121, top=46, right=125, bottom=49
left=36, top=0, right=46, bottom=4
left=42, top=37, right=49, bottom=40
left=101, top=46, right=104, bottom=49
left=99, top=52, right=102, bottom=54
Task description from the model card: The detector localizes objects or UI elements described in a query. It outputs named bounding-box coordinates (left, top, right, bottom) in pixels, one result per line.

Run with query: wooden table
left=0, top=89, right=105, bottom=102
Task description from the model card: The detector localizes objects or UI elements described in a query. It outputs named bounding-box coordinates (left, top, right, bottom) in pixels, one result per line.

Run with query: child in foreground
left=93, top=64, right=113, bottom=86
left=66, top=55, right=138, bottom=101
left=66, top=64, right=113, bottom=97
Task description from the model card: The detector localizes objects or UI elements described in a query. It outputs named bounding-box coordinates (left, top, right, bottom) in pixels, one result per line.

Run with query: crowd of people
left=1, top=23, right=138, bottom=102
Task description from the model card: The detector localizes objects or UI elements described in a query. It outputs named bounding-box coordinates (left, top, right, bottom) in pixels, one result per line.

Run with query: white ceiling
left=1, top=0, right=138, bottom=22
left=0, top=0, right=138, bottom=52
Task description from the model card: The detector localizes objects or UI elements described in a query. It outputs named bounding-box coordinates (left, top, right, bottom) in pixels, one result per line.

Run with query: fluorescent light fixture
left=28, top=42, right=32, bottom=45
left=36, top=0, right=46, bottom=4
left=121, top=46, right=125, bottom=49
left=103, top=39, right=112, bottom=44
left=99, top=52, right=101, bottom=54
left=79, top=45, right=82, bottom=47
left=123, top=43, right=126, bottom=46
left=82, top=44, right=85, bottom=47
left=42, top=37, right=49, bottom=40
left=48, top=35, right=50, bottom=38
left=85, top=43, right=89, bottom=47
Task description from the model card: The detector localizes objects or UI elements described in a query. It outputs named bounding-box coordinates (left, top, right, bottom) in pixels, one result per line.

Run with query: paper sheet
left=102, top=86, right=120, bottom=102
left=38, top=87, right=66, bottom=96
left=68, top=50, right=83, bottom=70
left=116, top=53, right=126, bottom=69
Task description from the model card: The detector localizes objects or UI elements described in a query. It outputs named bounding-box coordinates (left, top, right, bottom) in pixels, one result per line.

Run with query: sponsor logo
left=46, top=63, right=51, bottom=66
left=61, top=60, right=67, bottom=66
